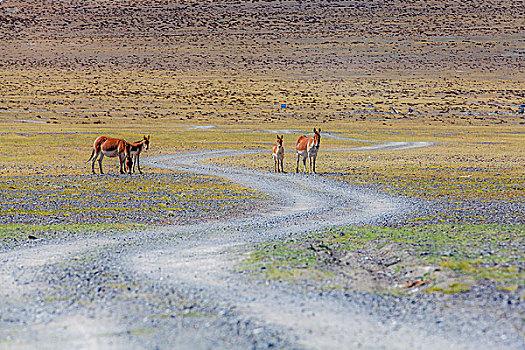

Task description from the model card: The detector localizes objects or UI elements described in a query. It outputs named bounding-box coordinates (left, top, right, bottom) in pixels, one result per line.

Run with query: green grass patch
left=128, top=328, right=157, bottom=336
left=426, top=282, right=473, bottom=294
left=241, top=224, right=524, bottom=294
left=240, top=239, right=335, bottom=283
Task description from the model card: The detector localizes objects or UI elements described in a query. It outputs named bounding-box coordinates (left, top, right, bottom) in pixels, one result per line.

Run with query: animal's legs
left=296, top=154, right=300, bottom=173
left=91, top=152, right=100, bottom=174
left=98, top=154, right=105, bottom=174
left=136, top=156, right=142, bottom=174
left=302, top=156, right=307, bottom=172
left=279, top=158, right=284, bottom=173
left=118, top=153, right=125, bottom=174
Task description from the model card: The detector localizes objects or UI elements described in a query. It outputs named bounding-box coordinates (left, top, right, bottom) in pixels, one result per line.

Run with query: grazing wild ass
left=296, top=128, right=321, bottom=173
left=126, top=135, right=150, bottom=174
left=88, top=136, right=131, bottom=174
left=272, top=135, right=285, bottom=173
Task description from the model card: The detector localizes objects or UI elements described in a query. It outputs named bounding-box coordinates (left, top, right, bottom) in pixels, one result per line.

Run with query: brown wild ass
left=296, top=128, right=321, bottom=173
left=126, top=135, right=150, bottom=174
left=88, top=136, right=131, bottom=174
left=272, top=135, right=285, bottom=173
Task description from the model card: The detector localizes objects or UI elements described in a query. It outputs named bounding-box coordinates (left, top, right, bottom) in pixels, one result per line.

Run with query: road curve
left=1, top=143, right=520, bottom=349
left=130, top=147, right=516, bottom=350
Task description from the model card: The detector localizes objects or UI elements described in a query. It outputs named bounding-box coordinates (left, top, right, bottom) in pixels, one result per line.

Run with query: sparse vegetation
left=0, top=1, right=524, bottom=347
left=0, top=222, right=145, bottom=242
left=241, top=224, right=525, bottom=294
left=0, top=173, right=272, bottom=245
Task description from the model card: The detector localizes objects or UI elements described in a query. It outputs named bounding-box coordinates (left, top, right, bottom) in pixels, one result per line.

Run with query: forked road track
left=133, top=150, right=416, bottom=349
left=1, top=142, right=520, bottom=349
left=130, top=144, right=515, bottom=350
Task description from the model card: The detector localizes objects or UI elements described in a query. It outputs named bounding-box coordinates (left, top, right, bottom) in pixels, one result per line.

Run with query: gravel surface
left=0, top=148, right=523, bottom=349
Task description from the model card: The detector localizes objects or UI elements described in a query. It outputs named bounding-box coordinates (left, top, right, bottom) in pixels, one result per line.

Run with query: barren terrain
left=0, top=1, right=524, bottom=349
left=1, top=149, right=522, bottom=349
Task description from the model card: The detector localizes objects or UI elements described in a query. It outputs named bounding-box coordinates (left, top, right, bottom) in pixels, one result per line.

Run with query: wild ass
left=126, top=135, right=150, bottom=174
left=272, top=135, right=285, bottom=173
left=296, top=128, right=321, bottom=173
left=88, top=136, right=131, bottom=174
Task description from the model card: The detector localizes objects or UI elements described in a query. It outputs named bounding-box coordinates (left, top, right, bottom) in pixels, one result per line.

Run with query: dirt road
left=1, top=146, right=522, bottom=349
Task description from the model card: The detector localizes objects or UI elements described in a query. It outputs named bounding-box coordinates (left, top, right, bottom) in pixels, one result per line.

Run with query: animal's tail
left=87, top=148, right=95, bottom=162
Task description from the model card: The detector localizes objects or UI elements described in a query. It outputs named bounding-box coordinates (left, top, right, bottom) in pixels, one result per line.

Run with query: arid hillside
left=1, top=0, right=524, bottom=73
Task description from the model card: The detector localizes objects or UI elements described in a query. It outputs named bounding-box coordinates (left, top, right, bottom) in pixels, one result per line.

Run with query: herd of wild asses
left=89, top=129, right=324, bottom=175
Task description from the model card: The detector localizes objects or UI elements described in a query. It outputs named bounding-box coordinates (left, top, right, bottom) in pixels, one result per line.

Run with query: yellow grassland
left=1, top=69, right=524, bottom=180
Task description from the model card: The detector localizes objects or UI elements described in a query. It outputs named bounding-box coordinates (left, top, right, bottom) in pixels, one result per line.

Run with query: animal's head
left=143, top=135, right=150, bottom=150
left=277, top=135, right=283, bottom=146
left=313, top=128, right=321, bottom=149
left=125, top=155, right=133, bottom=174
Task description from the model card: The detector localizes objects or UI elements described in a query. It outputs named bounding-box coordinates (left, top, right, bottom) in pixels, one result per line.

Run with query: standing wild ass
left=126, top=135, right=150, bottom=174
left=296, top=128, right=321, bottom=173
left=88, top=136, right=131, bottom=174
left=272, top=135, right=285, bottom=173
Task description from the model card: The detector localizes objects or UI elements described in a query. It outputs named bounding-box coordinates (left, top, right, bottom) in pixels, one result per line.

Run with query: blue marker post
left=281, top=104, right=287, bottom=109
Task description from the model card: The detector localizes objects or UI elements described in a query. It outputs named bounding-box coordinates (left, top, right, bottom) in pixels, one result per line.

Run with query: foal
left=272, top=135, right=285, bottom=173
left=126, top=135, right=150, bottom=174
left=88, top=136, right=131, bottom=174
left=296, top=128, right=321, bottom=173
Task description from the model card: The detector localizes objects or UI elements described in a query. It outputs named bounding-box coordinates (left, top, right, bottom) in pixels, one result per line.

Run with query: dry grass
left=205, top=122, right=525, bottom=204
left=1, top=1, right=524, bottom=176
left=2, top=72, right=524, bottom=175
left=1, top=0, right=524, bottom=296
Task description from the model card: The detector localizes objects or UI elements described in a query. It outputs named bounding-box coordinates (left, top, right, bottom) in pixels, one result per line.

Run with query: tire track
left=128, top=144, right=511, bottom=350
left=2, top=142, right=519, bottom=349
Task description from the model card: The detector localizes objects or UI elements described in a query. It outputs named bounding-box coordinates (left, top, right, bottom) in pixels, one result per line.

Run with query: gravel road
left=0, top=147, right=523, bottom=349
